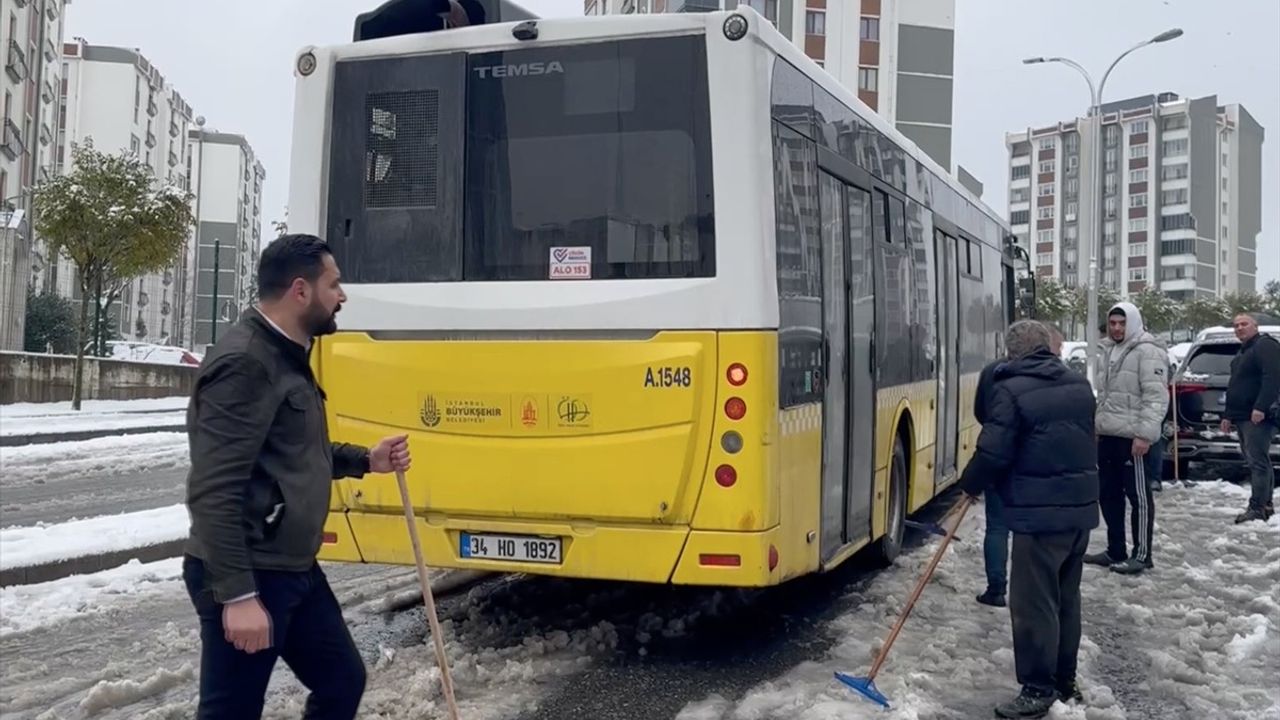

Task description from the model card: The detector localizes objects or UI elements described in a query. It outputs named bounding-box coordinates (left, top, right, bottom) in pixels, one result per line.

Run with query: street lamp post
left=1023, top=28, right=1183, bottom=387
left=211, top=237, right=220, bottom=344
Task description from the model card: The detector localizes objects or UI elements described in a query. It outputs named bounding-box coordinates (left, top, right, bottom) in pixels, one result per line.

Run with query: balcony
left=46, top=1, right=57, bottom=20
left=39, top=121, right=52, bottom=146
left=44, top=37, right=56, bottom=63
left=6, top=41, right=28, bottom=83
left=1, top=118, right=25, bottom=161
left=41, top=78, right=54, bottom=104
left=169, top=120, right=180, bottom=138
left=147, top=97, right=159, bottom=117
left=146, top=130, right=157, bottom=149
left=168, top=150, right=178, bottom=167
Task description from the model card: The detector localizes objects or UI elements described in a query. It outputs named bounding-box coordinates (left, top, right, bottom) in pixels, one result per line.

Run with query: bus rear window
left=463, top=35, right=715, bottom=281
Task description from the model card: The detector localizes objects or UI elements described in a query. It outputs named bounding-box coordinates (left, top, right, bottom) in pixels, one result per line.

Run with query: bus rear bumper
left=317, top=510, right=789, bottom=587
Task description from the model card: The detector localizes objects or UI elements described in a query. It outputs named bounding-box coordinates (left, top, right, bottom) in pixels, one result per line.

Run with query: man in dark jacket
left=184, top=234, right=411, bottom=718
left=1221, top=312, right=1280, bottom=523
left=974, top=324, right=1064, bottom=609
left=960, top=320, right=1099, bottom=719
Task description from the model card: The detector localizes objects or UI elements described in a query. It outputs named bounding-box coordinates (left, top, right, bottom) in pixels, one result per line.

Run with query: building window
left=1129, top=217, right=1148, bottom=232
left=1162, top=114, right=1188, bottom=131
left=1065, top=201, right=1078, bottom=220
left=1011, top=164, right=1030, bottom=181
left=860, top=16, right=879, bottom=41
left=1129, top=267, right=1148, bottom=282
left=1105, top=125, right=1121, bottom=146
left=1129, top=242, right=1148, bottom=257
left=1064, top=133, right=1080, bottom=153
left=1010, top=209, right=1029, bottom=225
left=1065, top=178, right=1079, bottom=196
left=1038, top=229, right=1054, bottom=244
left=1105, top=197, right=1118, bottom=218
left=1129, top=144, right=1148, bottom=159
left=1038, top=206, right=1055, bottom=220
left=1161, top=188, right=1188, bottom=205
left=1038, top=182, right=1055, bottom=196
left=1010, top=187, right=1029, bottom=203
left=1131, top=193, right=1147, bottom=207
left=743, top=0, right=778, bottom=21
left=1129, top=168, right=1148, bottom=184
left=1039, top=160, right=1055, bottom=174
left=1162, top=138, right=1189, bottom=156
left=1067, top=155, right=1079, bottom=172
left=806, top=10, right=826, bottom=35
left=1130, top=119, right=1149, bottom=134
left=1037, top=252, right=1053, bottom=267
left=1162, top=164, right=1189, bottom=181
left=1038, top=138, right=1054, bottom=151
left=1104, top=174, right=1117, bottom=195
left=858, top=67, right=878, bottom=92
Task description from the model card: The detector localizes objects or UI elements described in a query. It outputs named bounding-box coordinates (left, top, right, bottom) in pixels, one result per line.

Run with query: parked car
left=1165, top=332, right=1280, bottom=480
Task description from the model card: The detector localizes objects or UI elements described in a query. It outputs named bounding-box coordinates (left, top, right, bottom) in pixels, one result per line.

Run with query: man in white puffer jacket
left=1085, top=301, right=1169, bottom=575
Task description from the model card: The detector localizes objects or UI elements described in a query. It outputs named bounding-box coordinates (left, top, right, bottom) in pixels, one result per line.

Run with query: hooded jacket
left=1093, top=301, right=1170, bottom=443
left=959, top=347, right=1099, bottom=534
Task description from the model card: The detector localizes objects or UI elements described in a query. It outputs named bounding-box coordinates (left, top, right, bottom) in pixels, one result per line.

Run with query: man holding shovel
left=959, top=320, right=1099, bottom=718
left=184, top=234, right=411, bottom=719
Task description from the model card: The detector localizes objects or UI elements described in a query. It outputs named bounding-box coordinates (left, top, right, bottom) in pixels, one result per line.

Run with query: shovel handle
left=866, top=494, right=974, bottom=680
left=395, top=469, right=461, bottom=720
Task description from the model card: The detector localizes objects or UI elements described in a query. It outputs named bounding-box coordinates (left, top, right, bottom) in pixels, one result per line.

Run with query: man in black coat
left=1221, top=312, right=1280, bottom=523
left=960, top=320, right=1099, bottom=719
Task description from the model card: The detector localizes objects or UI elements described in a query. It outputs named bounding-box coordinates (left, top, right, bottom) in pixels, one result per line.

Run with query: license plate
left=459, top=532, right=562, bottom=564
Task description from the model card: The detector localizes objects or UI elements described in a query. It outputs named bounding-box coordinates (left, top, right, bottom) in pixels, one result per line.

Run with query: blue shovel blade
left=835, top=672, right=890, bottom=709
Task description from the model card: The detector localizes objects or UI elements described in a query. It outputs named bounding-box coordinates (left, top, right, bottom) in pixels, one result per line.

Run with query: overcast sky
left=65, top=0, right=1278, bottom=284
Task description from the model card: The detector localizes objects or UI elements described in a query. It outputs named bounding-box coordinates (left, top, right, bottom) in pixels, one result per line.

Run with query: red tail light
left=726, top=363, right=748, bottom=386
left=715, top=464, right=737, bottom=487
left=699, top=553, right=741, bottom=567
left=322, top=531, right=338, bottom=544
left=768, top=545, right=779, bottom=571
left=724, top=397, right=747, bottom=420
left=1174, top=383, right=1208, bottom=394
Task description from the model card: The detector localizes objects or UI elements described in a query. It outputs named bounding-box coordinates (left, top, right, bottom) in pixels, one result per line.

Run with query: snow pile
left=0, top=557, right=184, bottom=637
left=675, top=482, right=1280, bottom=720
left=78, top=662, right=195, bottom=715
left=0, top=504, right=188, bottom=570
left=0, top=431, right=188, bottom=487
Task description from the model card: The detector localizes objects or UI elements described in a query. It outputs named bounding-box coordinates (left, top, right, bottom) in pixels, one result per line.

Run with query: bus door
left=818, top=172, right=849, bottom=562
left=934, top=230, right=961, bottom=478
left=844, top=185, right=876, bottom=541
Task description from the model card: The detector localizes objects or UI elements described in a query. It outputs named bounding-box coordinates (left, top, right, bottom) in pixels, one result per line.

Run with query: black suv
left=1165, top=332, right=1280, bottom=480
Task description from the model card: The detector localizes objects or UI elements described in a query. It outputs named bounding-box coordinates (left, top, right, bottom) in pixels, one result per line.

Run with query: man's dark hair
left=1108, top=307, right=1127, bottom=318
left=257, top=234, right=332, bottom=301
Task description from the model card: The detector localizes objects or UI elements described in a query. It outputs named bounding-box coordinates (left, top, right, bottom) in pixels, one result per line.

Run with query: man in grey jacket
left=1084, top=302, right=1169, bottom=575
left=184, top=234, right=411, bottom=718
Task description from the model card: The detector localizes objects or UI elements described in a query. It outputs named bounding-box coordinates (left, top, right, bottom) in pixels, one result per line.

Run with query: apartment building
left=584, top=0, right=955, bottom=170
left=186, top=126, right=264, bottom=352
left=53, top=39, right=198, bottom=346
left=0, top=0, right=69, bottom=351
left=1006, top=92, right=1264, bottom=300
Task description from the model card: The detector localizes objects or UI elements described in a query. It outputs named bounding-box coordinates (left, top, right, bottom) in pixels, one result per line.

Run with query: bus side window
left=873, top=189, right=888, bottom=245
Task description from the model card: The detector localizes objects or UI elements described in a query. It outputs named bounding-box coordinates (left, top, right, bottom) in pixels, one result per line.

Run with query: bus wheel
left=872, top=434, right=908, bottom=566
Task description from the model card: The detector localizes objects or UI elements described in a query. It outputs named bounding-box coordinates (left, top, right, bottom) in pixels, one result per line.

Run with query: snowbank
left=0, top=395, right=188, bottom=418
left=0, top=557, right=184, bottom=637
left=0, top=504, right=188, bottom=571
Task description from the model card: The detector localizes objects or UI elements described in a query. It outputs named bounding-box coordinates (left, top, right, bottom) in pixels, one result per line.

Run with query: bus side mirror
left=1018, top=277, right=1036, bottom=319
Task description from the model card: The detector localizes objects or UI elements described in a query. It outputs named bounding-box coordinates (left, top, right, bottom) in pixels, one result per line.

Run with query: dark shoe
left=1083, top=551, right=1122, bottom=567
left=1266, top=503, right=1275, bottom=520
left=1110, top=558, right=1152, bottom=575
left=977, top=589, right=1007, bottom=607
left=1235, top=507, right=1268, bottom=524
left=1057, top=680, right=1084, bottom=703
left=994, top=687, right=1058, bottom=718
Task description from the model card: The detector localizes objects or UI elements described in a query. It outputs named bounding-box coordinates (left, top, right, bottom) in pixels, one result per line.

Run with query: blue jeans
left=983, top=489, right=1009, bottom=595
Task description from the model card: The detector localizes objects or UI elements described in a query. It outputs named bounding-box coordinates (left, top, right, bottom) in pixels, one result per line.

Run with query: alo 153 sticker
left=549, top=246, right=591, bottom=280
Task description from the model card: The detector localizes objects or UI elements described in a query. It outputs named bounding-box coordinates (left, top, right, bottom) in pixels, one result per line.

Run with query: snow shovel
left=835, top=493, right=975, bottom=709
left=395, top=468, right=461, bottom=720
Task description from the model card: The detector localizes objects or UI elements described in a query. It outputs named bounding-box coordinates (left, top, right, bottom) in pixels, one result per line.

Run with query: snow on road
left=0, top=504, right=188, bottom=570
left=0, top=396, right=188, bottom=418
left=0, top=410, right=187, bottom=438
left=0, top=481, right=1274, bottom=719
left=0, top=557, right=184, bottom=636
left=675, top=482, right=1280, bottom=720
left=0, top=432, right=188, bottom=490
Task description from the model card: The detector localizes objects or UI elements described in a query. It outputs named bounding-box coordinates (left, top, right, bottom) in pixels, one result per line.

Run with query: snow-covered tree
left=32, top=141, right=195, bottom=409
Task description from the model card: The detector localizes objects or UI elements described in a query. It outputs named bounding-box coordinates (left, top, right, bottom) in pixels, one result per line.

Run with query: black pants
left=183, top=556, right=366, bottom=719
left=1009, top=530, right=1088, bottom=695
left=1238, top=420, right=1277, bottom=511
left=1097, top=435, right=1156, bottom=564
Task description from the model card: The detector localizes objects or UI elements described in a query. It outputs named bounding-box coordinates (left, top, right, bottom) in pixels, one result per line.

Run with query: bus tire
left=871, top=434, right=908, bottom=566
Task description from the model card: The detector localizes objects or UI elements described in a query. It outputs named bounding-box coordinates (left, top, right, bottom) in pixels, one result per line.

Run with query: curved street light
left=1022, top=28, right=1184, bottom=387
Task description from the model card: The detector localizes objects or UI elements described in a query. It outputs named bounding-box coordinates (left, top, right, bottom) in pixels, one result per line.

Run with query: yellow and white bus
left=286, top=3, right=1028, bottom=588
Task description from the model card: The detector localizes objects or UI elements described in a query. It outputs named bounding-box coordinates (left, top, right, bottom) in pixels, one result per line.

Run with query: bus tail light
left=768, top=545, right=779, bottom=571
left=700, top=553, right=741, bottom=567
left=720, top=431, right=743, bottom=454
left=715, top=464, right=737, bottom=487
left=726, top=363, right=748, bottom=386
left=322, top=531, right=338, bottom=544
left=724, top=397, right=747, bottom=420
